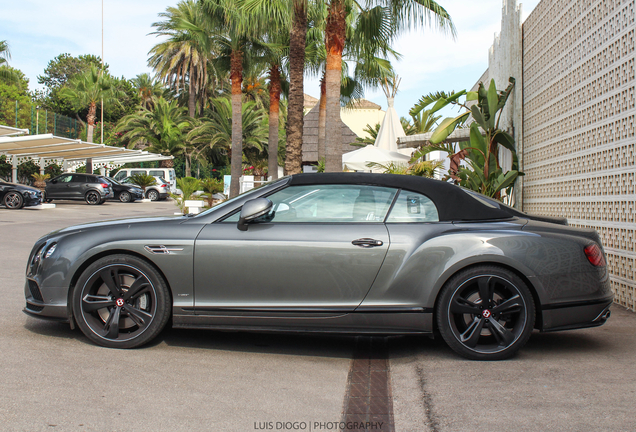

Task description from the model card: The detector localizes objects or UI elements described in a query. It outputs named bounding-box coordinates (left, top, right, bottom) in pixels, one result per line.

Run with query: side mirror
left=238, top=198, right=273, bottom=231
left=50, top=179, right=57, bottom=184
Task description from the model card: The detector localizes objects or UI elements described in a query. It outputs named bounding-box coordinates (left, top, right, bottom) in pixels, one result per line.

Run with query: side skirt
left=172, top=312, right=433, bottom=334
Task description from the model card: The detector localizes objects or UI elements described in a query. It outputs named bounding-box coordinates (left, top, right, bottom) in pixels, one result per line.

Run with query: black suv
left=45, top=173, right=114, bottom=205
left=0, top=181, right=42, bottom=209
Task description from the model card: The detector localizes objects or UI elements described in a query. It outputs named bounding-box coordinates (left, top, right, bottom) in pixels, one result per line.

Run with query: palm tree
left=149, top=0, right=215, bottom=118
left=187, top=97, right=268, bottom=163
left=130, top=73, right=166, bottom=110
left=238, top=0, right=309, bottom=176
left=202, top=0, right=264, bottom=197
left=59, top=66, right=121, bottom=144
left=116, top=97, right=191, bottom=169
left=323, top=0, right=455, bottom=172
left=0, top=40, right=18, bottom=83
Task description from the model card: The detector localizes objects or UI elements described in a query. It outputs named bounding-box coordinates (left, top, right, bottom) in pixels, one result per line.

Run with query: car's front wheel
left=73, top=254, right=171, bottom=348
left=437, top=265, right=535, bottom=360
left=118, top=191, right=132, bottom=203
left=85, top=191, right=101, bottom=205
left=3, top=192, right=24, bottom=209
left=146, top=190, right=159, bottom=201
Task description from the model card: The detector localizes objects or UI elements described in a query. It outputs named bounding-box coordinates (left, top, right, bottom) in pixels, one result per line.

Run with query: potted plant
left=32, top=173, right=50, bottom=192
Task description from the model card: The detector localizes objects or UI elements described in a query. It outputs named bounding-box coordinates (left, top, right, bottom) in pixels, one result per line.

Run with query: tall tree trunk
left=285, top=0, right=307, bottom=175
left=268, top=65, right=282, bottom=180
left=229, top=50, right=243, bottom=198
left=324, top=0, right=346, bottom=172
left=188, top=62, right=196, bottom=118
left=185, top=154, right=192, bottom=177
left=86, top=101, right=97, bottom=174
left=317, top=72, right=327, bottom=161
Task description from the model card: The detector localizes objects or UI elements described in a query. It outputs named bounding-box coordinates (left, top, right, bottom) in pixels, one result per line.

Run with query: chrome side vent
left=144, top=245, right=184, bottom=255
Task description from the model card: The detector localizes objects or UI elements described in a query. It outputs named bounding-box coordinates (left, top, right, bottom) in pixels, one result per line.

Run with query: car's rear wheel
left=85, top=191, right=101, bottom=205
left=146, top=190, right=159, bottom=201
left=437, top=265, right=535, bottom=360
left=119, top=191, right=132, bottom=203
left=3, top=192, right=24, bottom=209
left=73, top=254, right=171, bottom=348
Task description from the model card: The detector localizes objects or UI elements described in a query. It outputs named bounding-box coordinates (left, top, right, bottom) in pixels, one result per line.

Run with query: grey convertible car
left=23, top=173, right=613, bottom=360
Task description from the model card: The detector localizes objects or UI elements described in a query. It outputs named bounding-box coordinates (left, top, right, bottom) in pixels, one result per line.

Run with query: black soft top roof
left=288, top=173, right=512, bottom=221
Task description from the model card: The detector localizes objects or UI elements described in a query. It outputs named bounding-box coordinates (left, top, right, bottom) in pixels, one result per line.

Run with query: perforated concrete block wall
left=522, top=0, right=636, bottom=309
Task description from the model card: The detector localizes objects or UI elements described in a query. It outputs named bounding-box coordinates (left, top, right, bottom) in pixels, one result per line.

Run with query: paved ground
left=1, top=200, right=635, bottom=431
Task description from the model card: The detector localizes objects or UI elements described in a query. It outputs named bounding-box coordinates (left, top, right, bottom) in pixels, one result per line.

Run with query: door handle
left=352, top=238, right=383, bottom=248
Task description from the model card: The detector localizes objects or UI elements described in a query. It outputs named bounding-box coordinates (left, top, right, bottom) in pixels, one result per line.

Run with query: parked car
left=0, top=181, right=42, bottom=209
left=45, top=173, right=114, bottom=205
left=103, top=177, right=144, bottom=203
left=121, top=176, right=169, bottom=201
left=23, top=173, right=613, bottom=360
left=112, top=168, right=176, bottom=193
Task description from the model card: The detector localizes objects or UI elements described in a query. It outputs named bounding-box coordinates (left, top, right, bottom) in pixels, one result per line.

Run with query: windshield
left=194, top=177, right=289, bottom=218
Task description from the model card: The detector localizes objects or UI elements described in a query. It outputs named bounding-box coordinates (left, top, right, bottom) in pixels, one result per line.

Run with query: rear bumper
left=540, top=297, right=613, bottom=332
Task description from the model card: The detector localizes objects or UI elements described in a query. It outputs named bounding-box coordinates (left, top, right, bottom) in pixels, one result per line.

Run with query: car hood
left=46, top=215, right=188, bottom=237
left=1, top=182, right=40, bottom=192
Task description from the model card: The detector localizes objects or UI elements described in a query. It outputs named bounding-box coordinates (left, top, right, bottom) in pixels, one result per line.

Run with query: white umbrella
left=342, top=145, right=411, bottom=172
left=374, top=77, right=406, bottom=153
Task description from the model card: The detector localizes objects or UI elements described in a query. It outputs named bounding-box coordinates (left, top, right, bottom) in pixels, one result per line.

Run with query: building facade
left=480, top=0, right=635, bottom=310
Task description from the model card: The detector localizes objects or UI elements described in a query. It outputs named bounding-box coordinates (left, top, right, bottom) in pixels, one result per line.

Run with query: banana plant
left=410, top=77, right=522, bottom=200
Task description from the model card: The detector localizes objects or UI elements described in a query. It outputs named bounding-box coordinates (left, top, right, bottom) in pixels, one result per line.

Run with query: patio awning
left=0, top=125, right=29, bottom=136
left=0, top=131, right=171, bottom=182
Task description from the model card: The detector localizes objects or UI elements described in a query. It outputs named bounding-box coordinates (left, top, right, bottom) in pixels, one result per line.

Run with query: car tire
left=85, top=191, right=101, bottom=205
left=119, top=191, right=132, bottom=203
left=72, top=254, right=171, bottom=349
left=146, top=190, right=159, bottom=201
left=436, top=265, right=535, bottom=361
left=3, top=192, right=24, bottom=209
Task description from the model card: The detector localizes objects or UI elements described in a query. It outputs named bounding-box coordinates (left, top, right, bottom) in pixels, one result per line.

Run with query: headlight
left=23, top=190, right=39, bottom=197
left=44, top=243, right=57, bottom=259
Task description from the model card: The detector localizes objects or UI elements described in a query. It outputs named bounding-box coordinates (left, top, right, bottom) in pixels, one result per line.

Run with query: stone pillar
left=39, top=158, right=45, bottom=175
left=11, top=156, right=18, bottom=183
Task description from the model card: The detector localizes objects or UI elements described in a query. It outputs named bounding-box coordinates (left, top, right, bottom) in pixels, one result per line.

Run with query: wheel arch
left=67, top=249, right=174, bottom=325
left=431, top=261, right=543, bottom=332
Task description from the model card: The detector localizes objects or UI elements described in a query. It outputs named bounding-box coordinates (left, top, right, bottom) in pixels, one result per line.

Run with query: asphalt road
left=1, top=200, right=634, bottom=431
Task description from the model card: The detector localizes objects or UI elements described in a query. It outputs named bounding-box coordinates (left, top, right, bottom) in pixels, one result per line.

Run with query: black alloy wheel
left=73, top=254, right=171, bottom=348
left=146, top=189, right=159, bottom=201
left=3, top=192, right=24, bottom=209
left=85, top=191, right=101, bottom=205
left=437, top=266, right=535, bottom=360
left=119, top=191, right=132, bottom=203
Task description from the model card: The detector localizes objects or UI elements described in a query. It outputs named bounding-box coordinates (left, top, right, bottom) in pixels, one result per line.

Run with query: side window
left=113, top=171, right=127, bottom=181
left=149, top=170, right=163, bottom=177
left=225, top=185, right=397, bottom=223
left=57, top=174, right=73, bottom=183
left=131, top=170, right=146, bottom=176
left=70, top=175, right=85, bottom=183
left=386, top=190, right=439, bottom=223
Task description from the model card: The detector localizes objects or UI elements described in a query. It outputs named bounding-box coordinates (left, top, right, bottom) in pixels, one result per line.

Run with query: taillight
left=100, top=183, right=109, bottom=189
left=584, top=244, right=606, bottom=267
left=161, top=184, right=168, bottom=188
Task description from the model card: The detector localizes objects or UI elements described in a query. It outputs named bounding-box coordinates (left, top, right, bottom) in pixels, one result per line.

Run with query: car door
left=67, top=174, right=88, bottom=199
left=47, top=174, right=73, bottom=199
left=193, top=184, right=398, bottom=314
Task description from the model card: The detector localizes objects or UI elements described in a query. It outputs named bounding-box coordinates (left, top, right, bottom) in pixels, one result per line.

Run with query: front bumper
left=24, top=278, right=68, bottom=321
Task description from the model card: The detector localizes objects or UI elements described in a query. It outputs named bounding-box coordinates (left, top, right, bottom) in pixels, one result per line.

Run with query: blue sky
left=1, top=0, right=540, bottom=118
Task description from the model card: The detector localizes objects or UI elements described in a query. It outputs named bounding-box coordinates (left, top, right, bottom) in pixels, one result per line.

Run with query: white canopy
left=0, top=125, right=29, bottom=136
left=0, top=131, right=172, bottom=183
left=342, top=145, right=411, bottom=172
left=374, top=96, right=406, bottom=153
